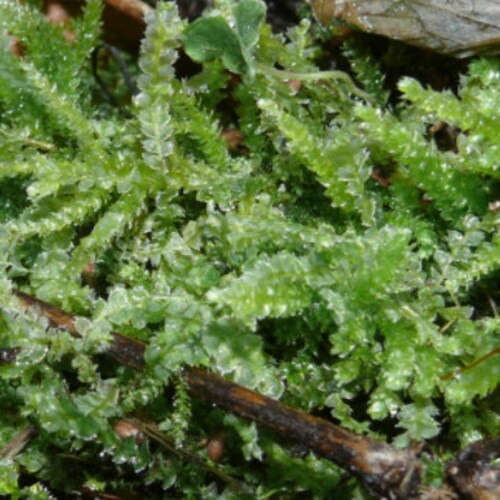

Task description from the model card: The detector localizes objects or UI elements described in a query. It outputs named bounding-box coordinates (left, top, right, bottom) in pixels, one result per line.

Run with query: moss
left=0, top=0, right=499, bottom=496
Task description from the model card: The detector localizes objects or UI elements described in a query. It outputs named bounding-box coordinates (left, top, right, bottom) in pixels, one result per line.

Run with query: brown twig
left=13, top=290, right=146, bottom=371
left=8, top=290, right=500, bottom=497
left=184, top=366, right=423, bottom=497
left=440, top=347, right=500, bottom=381
left=446, top=437, right=500, bottom=499
left=0, top=425, right=38, bottom=461
left=124, top=418, right=252, bottom=493
left=11, top=289, right=422, bottom=497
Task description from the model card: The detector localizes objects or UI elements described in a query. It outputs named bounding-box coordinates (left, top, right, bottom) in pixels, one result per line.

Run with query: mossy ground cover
left=0, top=0, right=499, bottom=497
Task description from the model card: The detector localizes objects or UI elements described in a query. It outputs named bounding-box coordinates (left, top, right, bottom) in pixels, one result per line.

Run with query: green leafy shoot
left=0, top=0, right=499, bottom=497
left=182, top=0, right=373, bottom=102
left=183, top=0, right=265, bottom=77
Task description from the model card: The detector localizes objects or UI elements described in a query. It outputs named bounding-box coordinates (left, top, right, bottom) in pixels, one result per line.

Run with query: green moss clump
left=0, top=0, right=499, bottom=496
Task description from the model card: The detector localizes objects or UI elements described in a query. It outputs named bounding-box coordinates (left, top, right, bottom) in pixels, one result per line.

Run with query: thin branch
left=441, top=347, right=500, bottom=381
left=446, top=437, right=500, bottom=499
left=125, top=418, right=252, bottom=493
left=0, top=129, right=56, bottom=151
left=12, top=289, right=422, bottom=497
left=255, top=62, right=375, bottom=104
left=13, top=290, right=146, bottom=370
left=0, top=425, right=38, bottom=461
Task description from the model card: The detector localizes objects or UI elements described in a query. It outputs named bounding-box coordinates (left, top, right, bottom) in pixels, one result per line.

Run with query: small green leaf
left=234, top=0, right=266, bottom=50
left=395, top=402, right=440, bottom=446
left=182, top=17, right=247, bottom=74
left=224, top=414, right=263, bottom=461
left=0, top=463, right=19, bottom=496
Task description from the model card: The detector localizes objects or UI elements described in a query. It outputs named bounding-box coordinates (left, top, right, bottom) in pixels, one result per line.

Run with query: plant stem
left=441, top=347, right=500, bottom=381
left=0, top=425, right=37, bottom=461
left=255, top=63, right=375, bottom=104
left=126, top=419, right=252, bottom=493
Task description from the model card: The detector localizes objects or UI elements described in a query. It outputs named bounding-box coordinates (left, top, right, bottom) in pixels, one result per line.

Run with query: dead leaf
left=310, top=0, right=500, bottom=57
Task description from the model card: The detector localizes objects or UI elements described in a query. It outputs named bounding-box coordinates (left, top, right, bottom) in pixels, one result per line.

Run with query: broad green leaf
left=234, top=0, right=266, bottom=49
left=182, top=16, right=248, bottom=74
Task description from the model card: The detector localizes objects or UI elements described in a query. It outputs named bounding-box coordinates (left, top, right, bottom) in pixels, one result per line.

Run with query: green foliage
left=183, top=0, right=266, bottom=76
left=0, top=0, right=499, bottom=497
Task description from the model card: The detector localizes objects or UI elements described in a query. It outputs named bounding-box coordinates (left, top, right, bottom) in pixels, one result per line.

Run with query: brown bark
left=446, top=438, right=500, bottom=500
left=185, top=366, right=422, bottom=497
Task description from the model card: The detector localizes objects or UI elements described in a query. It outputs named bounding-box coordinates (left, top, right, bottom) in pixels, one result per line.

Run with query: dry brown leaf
left=310, top=0, right=500, bottom=57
